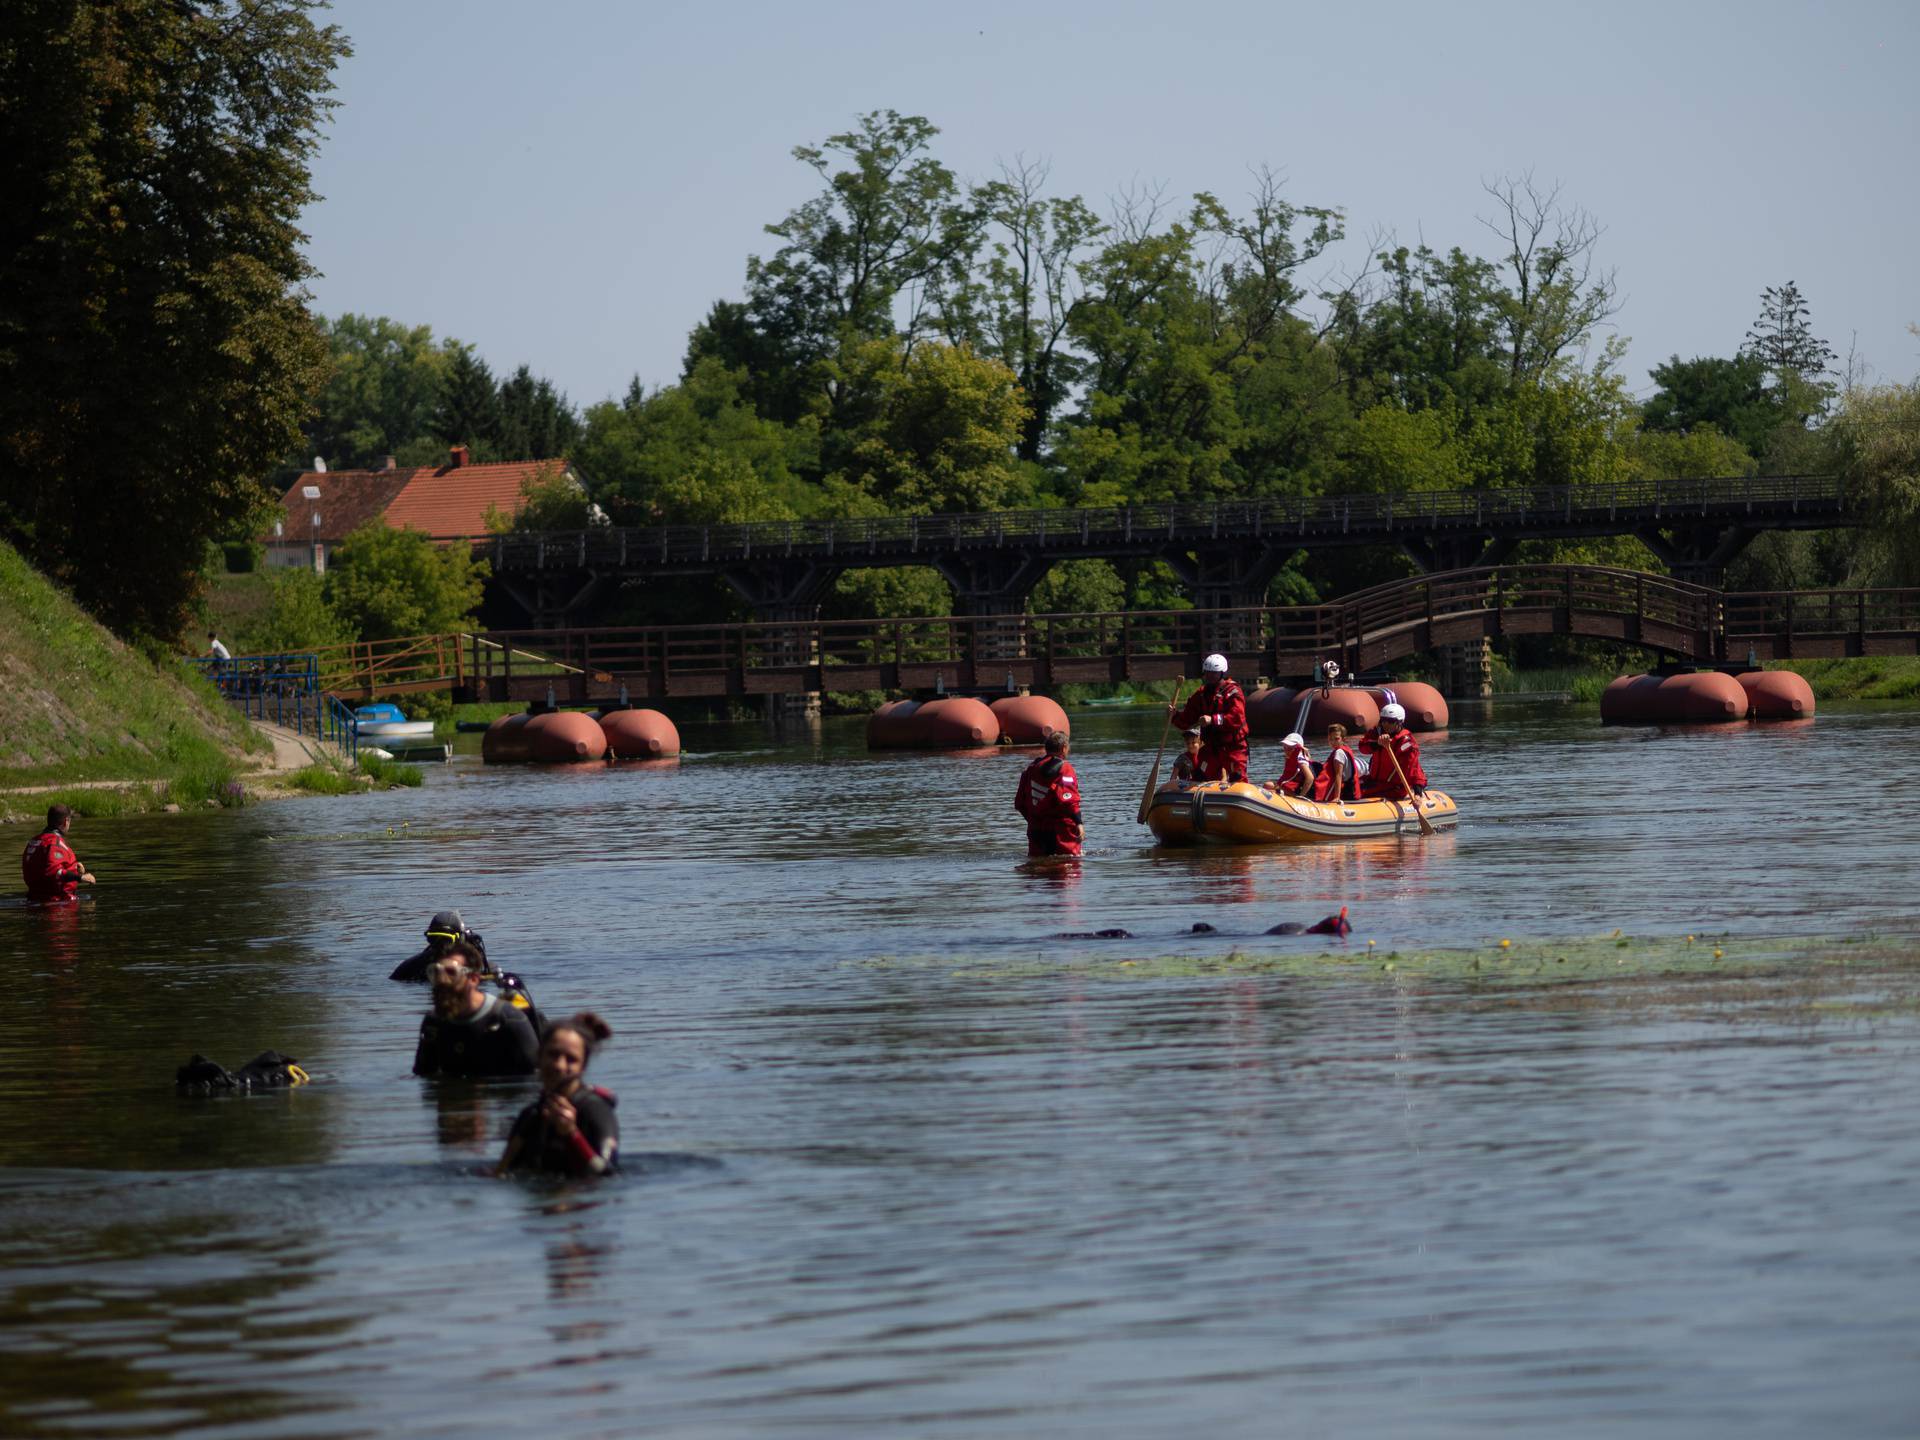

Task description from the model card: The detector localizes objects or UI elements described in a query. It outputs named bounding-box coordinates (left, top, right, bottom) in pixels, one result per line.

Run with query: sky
left=301, top=0, right=1920, bottom=410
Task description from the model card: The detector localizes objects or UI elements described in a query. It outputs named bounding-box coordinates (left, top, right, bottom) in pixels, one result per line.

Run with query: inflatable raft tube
left=599, top=707, right=681, bottom=758
left=1600, top=672, right=1748, bottom=725
left=1147, top=779, right=1459, bottom=846
left=1736, top=670, right=1816, bottom=720
left=990, top=694, right=1069, bottom=745
left=524, top=710, right=609, bottom=762
left=1366, top=682, right=1449, bottom=732
left=481, top=712, right=534, bottom=765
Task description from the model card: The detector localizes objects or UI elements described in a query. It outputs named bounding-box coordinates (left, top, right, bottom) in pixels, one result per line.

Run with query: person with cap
left=413, top=938, right=539, bottom=1079
left=1359, top=702, right=1427, bottom=801
left=1267, top=733, right=1317, bottom=796
left=1014, top=730, right=1083, bottom=858
left=21, top=804, right=95, bottom=905
left=1169, top=653, right=1249, bottom=784
left=1171, top=726, right=1205, bottom=782
left=391, top=910, right=490, bottom=983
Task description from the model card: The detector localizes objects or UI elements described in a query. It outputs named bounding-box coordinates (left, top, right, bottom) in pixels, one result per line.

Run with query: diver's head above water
left=428, top=939, right=490, bottom=1019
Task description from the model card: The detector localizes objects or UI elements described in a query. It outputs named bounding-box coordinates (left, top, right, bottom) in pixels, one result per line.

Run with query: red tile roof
left=272, top=470, right=413, bottom=545
left=383, top=459, right=571, bottom=540
left=271, top=458, right=573, bottom=544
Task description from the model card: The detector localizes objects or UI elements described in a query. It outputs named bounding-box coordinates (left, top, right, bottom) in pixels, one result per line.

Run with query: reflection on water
left=2, top=703, right=1919, bottom=1436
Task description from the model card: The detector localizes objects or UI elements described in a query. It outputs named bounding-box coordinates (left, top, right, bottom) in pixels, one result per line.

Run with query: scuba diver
left=412, top=939, right=539, bottom=1079
left=391, top=910, right=487, bottom=982
left=495, top=1012, right=620, bottom=1178
left=393, top=910, right=544, bottom=1032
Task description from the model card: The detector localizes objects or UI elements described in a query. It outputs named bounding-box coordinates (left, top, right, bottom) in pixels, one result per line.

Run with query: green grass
left=0, top=539, right=266, bottom=786
left=359, top=753, right=424, bottom=787
left=1775, top=656, right=1920, bottom=700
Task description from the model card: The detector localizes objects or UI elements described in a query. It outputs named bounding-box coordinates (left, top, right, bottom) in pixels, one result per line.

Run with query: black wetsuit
left=503, top=1086, right=620, bottom=1176
left=390, top=933, right=487, bottom=982
left=413, top=995, right=538, bottom=1078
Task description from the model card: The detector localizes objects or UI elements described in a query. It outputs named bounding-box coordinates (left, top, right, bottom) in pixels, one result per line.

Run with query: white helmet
left=1202, top=653, right=1228, bottom=675
left=1380, top=702, right=1407, bottom=723
left=1282, top=732, right=1306, bottom=749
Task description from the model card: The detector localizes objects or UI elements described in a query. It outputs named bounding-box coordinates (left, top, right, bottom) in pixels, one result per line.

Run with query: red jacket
left=22, top=829, right=84, bottom=904
left=1016, top=756, right=1082, bottom=855
left=1174, top=679, right=1249, bottom=769
left=1274, top=747, right=1314, bottom=795
left=1359, top=728, right=1426, bottom=799
left=1312, top=744, right=1359, bottom=804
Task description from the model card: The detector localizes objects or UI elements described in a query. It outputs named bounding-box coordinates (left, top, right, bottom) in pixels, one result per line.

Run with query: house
left=264, top=446, right=585, bottom=571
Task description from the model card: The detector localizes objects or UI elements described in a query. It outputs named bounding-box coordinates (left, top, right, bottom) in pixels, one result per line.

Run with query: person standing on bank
left=1169, top=654, right=1249, bottom=783
left=1014, top=730, right=1083, bottom=858
left=413, top=939, right=538, bottom=1079
left=495, top=1013, right=620, bottom=1178
left=21, top=804, right=95, bottom=905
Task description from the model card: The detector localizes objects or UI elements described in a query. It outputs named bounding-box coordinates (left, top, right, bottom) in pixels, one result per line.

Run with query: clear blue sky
left=303, top=0, right=1919, bottom=409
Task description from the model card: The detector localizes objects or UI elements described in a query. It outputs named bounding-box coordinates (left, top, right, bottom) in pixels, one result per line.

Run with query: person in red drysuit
left=1014, top=731, right=1083, bottom=857
left=1313, top=725, right=1361, bottom=804
left=1359, top=703, right=1428, bottom=801
left=22, top=803, right=95, bottom=904
left=1169, top=653, right=1249, bottom=783
left=1267, top=733, right=1316, bottom=796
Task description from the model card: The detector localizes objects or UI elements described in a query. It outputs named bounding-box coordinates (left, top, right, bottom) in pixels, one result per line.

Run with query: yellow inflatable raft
left=1146, top=779, right=1460, bottom=846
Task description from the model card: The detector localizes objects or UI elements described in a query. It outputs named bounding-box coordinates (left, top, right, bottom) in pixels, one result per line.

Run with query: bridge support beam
left=1400, top=536, right=1515, bottom=573
left=721, top=561, right=841, bottom=723
left=932, top=553, right=1052, bottom=661
left=493, top=571, right=608, bottom=629
left=1636, top=525, right=1757, bottom=585
left=1165, top=544, right=1295, bottom=656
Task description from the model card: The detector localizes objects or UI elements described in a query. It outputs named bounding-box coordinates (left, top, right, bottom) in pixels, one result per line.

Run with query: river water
left=3, top=702, right=1918, bottom=1437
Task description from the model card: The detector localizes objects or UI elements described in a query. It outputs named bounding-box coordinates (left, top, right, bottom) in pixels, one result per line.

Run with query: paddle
left=1380, top=730, right=1436, bottom=836
left=1137, top=680, right=1187, bottom=825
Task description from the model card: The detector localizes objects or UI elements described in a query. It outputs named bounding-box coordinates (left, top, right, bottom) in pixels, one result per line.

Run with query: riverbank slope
left=0, top=540, right=273, bottom=819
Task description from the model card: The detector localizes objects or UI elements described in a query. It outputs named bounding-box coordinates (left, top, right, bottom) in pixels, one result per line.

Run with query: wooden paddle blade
left=1137, top=680, right=1186, bottom=825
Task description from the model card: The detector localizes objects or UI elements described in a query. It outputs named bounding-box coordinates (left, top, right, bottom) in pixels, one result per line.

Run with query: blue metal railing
left=185, top=653, right=357, bottom=764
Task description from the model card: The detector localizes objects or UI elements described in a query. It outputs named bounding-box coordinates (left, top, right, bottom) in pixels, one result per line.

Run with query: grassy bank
left=0, top=540, right=268, bottom=809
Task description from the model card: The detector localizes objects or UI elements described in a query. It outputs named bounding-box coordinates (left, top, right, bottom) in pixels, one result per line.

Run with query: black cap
left=425, top=909, right=466, bottom=937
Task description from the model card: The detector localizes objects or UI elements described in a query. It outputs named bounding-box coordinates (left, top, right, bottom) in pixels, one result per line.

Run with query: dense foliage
left=0, top=0, right=347, bottom=641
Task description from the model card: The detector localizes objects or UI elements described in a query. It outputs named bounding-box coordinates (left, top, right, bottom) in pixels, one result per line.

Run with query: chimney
left=381, top=454, right=397, bottom=472
left=448, top=444, right=469, bottom=469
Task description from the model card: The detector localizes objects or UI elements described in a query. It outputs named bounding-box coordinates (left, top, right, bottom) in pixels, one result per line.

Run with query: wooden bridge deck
left=290, top=566, right=1920, bottom=705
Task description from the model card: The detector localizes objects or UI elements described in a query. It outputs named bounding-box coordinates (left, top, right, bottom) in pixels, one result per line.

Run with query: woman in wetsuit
left=495, top=1013, right=620, bottom=1178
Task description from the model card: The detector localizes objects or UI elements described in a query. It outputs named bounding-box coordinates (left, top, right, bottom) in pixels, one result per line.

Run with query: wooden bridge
left=479, top=474, right=1857, bottom=622
left=301, top=565, right=1920, bottom=705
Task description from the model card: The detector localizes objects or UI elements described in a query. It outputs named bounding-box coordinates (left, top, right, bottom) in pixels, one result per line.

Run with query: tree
left=325, top=521, right=488, bottom=640
left=433, top=346, right=502, bottom=454
left=495, top=364, right=581, bottom=460
left=301, top=314, right=458, bottom=472
left=826, top=339, right=1029, bottom=513
left=1641, top=354, right=1775, bottom=460
left=0, top=0, right=347, bottom=640
left=484, top=463, right=593, bottom=533
left=1826, top=380, right=1920, bottom=584
left=1743, top=282, right=1836, bottom=381
left=576, top=359, right=813, bottom=525
left=235, top=569, right=353, bottom=654
left=943, top=158, right=1105, bottom=461
left=1478, top=174, right=1621, bottom=383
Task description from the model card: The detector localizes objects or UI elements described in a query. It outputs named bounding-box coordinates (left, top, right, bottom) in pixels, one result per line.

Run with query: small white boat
left=353, top=702, right=435, bottom=742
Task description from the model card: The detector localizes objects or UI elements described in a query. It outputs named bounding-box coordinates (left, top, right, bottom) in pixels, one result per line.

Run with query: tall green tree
left=0, top=0, right=347, bottom=640
left=577, top=359, right=813, bottom=525
left=302, top=314, right=458, bottom=471
left=433, top=345, right=502, bottom=455
left=495, top=364, right=581, bottom=460
left=1640, top=354, right=1776, bottom=460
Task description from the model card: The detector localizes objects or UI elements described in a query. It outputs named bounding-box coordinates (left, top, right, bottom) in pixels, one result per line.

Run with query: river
left=2, top=701, right=1917, bottom=1437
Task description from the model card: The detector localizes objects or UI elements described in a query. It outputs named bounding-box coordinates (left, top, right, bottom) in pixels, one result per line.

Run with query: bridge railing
left=1723, top=588, right=1920, bottom=638
left=478, top=475, right=1846, bottom=570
